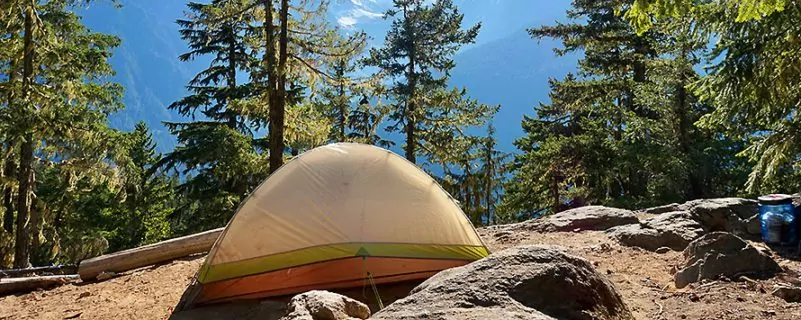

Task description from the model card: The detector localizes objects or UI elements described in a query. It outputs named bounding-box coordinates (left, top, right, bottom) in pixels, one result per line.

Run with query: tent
left=176, top=142, right=489, bottom=310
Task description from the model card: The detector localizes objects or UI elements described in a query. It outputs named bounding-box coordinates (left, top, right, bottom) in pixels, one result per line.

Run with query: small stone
left=655, top=247, right=671, bottom=254
left=96, top=271, right=116, bottom=281
left=761, top=310, right=776, bottom=316
left=593, top=261, right=600, bottom=266
left=77, top=291, right=91, bottom=300
left=688, top=293, right=700, bottom=302
left=736, top=296, right=745, bottom=302
left=772, top=286, right=801, bottom=303
left=63, top=312, right=82, bottom=319
left=680, top=315, right=687, bottom=319
left=606, top=269, right=613, bottom=275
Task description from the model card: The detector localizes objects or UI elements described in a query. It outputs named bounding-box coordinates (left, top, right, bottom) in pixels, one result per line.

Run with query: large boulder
left=674, top=232, right=782, bottom=288
left=608, top=211, right=704, bottom=251
left=525, top=206, right=639, bottom=232
left=372, top=245, right=633, bottom=320
left=280, top=291, right=370, bottom=320
left=678, top=198, right=760, bottom=239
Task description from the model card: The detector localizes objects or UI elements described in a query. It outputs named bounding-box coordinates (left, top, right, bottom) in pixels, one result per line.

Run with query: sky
left=77, top=0, right=576, bottom=153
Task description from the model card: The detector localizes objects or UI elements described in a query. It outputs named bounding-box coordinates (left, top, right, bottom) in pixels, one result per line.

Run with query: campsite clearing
left=2, top=228, right=800, bottom=320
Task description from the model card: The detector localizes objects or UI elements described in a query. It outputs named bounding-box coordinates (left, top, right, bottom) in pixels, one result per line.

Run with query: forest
left=0, top=0, right=798, bottom=269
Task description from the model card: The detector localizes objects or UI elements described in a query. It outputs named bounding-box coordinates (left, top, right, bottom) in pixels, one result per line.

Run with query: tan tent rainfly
left=178, top=142, right=489, bottom=309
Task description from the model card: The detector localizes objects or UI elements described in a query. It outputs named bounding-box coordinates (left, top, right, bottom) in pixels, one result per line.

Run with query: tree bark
left=676, top=46, right=702, bottom=199
left=78, top=227, right=223, bottom=281
left=266, top=0, right=287, bottom=173
left=14, top=4, right=36, bottom=269
left=3, top=147, right=15, bottom=234
left=14, top=138, right=33, bottom=269
left=3, top=33, right=16, bottom=235
left=403, top=6, right=417, bottom=164
left=0, top=275, right=79, bottom=296
left=0, top=264, right=77, bottom=278
left=337, top=62, right=347, bottom=142
left=227, top=25, right=238, bottom=130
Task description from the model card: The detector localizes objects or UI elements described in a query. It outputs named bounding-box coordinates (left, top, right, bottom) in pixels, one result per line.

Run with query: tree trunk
left=550, top=169, right=561, bottom=214
left=3, top=149, right=15, bottom=234
left=484, top=156, right=493, bottom=225
left=14, top=139, right=33, bottom=269
left=676, top=46, right=702, bottom=199
left=14, top=4, right=36, bottom=269
left=0, top=264, right=77, bottom=278
left=267, top=0, right=288, bottom=173
left=337, top=64, right=347, bottom=141
left=226, top=24, right=239, bottom=130
left=3, top=33, right=16, bottom=235
left=0, top=275, right=79, bottom=296
left=403, top=6, right=417, bottom=164
left=78, top=227, right=223, bottom=281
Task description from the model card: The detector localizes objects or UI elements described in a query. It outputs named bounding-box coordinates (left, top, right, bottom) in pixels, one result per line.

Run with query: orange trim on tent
left=194, top=257, right=468, bottom=305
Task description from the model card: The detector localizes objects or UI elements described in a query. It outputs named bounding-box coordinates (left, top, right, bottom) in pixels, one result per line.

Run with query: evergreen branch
left=289, top=53, right=335, bottom=80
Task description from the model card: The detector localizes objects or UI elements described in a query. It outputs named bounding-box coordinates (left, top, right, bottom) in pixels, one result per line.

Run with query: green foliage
left=501, top=0, right=749, bottom=218
left=625, top=0, right=788, bottom=33
left=161, top=0, right=268, bottom=234
left=691, top=1, right=801, bottom=193
left=364, top=0, right=495, bottom=164
left=437, top=124, right=511, bottom=226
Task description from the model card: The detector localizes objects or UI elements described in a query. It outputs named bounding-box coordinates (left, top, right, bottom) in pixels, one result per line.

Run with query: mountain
left=78, top=0, right=576, bottom=154
left=80, top=1, right=210, bottom=152
left=450, top=29, right=577, bottom=151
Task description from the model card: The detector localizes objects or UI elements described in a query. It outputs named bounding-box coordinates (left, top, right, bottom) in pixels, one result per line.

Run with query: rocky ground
left=1, top=198, right=800, bottom=320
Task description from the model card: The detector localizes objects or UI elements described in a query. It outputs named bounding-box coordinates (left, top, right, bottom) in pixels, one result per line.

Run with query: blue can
left=758, top=194, right=798, bottom=246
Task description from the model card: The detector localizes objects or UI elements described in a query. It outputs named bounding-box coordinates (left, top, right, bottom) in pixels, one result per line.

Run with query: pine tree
left=364, top=0, right=495, bottom=164
left=161, top=0, right=266, bottom=233
left=501, top=0, right=747, bottom=217
left=113, top=122, right=175, bottom=251
left=0, top=0, right=124, bottom=267
left=622, top=0, right=800, bottom=193
left=690, top=1, right=801, bottom=193
left=347, top=96, right=394, bottom=148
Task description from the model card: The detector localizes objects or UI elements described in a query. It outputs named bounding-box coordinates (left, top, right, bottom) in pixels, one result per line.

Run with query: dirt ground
left=1, top=228, right=800, bottom=320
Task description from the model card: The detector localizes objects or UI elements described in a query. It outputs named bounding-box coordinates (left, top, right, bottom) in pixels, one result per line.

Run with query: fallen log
left=0, top=275, right=80, bottom=295
left=0, top=265, right=77, bottom=278
left=78, top=227, right=224, bottom=281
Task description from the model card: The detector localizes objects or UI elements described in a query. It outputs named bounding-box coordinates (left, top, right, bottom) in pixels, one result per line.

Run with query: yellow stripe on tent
left=197, top=243, right=489, bottom=284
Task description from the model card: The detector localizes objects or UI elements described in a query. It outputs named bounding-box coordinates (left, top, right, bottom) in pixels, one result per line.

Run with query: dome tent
left=175, top=142, right=489, bottom=310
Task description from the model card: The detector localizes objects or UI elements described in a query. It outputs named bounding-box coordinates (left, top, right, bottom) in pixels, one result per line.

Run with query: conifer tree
left=622, top=0, right=800, bottom=193
left=114, top=122, right=175, bottom=251
left=0, top=0, right=124, bottom=267
left=501, top=0, right=747, bottom=217
left=364, top=0, right=495, bottom=164
left=161, top=0, right=266, bottom=233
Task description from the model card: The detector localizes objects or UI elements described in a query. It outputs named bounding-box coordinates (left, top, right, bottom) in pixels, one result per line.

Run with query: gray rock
left=655, top=247, right=671, bottom=254
left=678, top=198, right=759, bottom=239
left=607, top=211, right=704, bottom=251
left=771, top=286, right=801, bottom=303
left=674, top=232, right=782, bottom=288
left=639, top=203, right=681, bottom=215
left=372, top=245, right=633, bottom=320
left=281, top=290, right=370, bottom=320
left=526, top=206, right=639, bottom=233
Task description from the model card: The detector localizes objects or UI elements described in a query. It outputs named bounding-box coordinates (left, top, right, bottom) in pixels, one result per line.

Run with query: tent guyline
left=175, top=142, right=489, bottom=311
left=362, top=255, right=385, bottom=310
